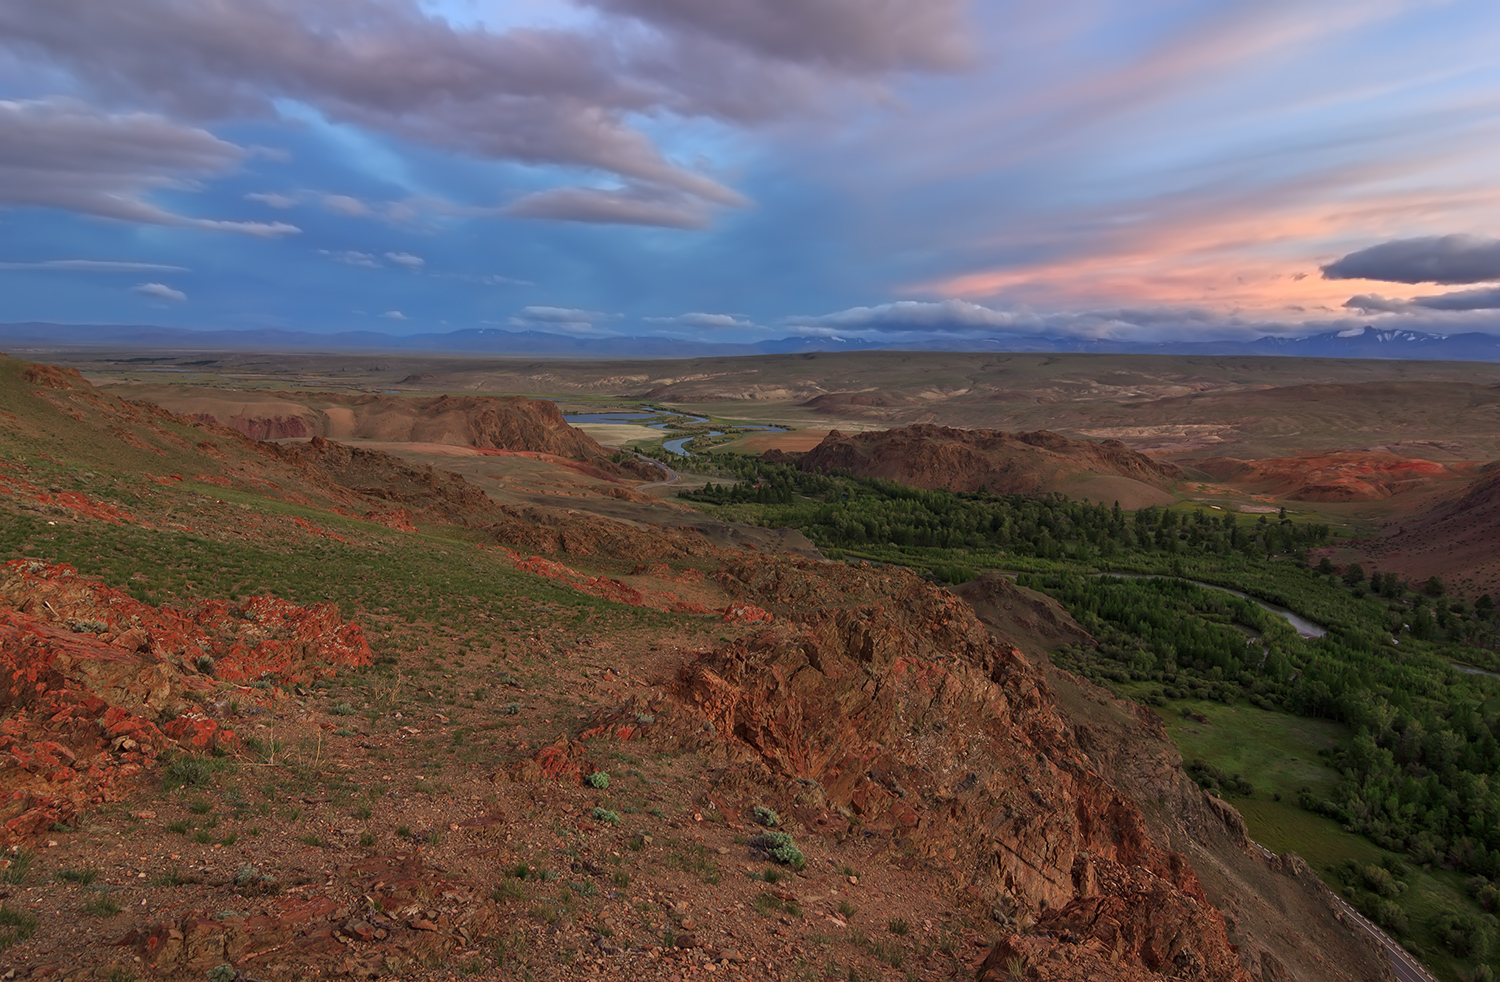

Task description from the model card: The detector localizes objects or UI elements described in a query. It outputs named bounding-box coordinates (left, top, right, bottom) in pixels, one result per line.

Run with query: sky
left=3, top=0, right=1500, bottom=345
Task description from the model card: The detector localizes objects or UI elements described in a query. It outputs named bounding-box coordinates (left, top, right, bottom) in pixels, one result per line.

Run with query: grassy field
left=1144, top=696, right=1495, bottom=981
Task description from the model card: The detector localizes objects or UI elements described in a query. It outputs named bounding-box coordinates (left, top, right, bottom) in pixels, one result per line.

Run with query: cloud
left=785, top=298, right=1339, bottom=342
left=1346, top=285, right=1500, bottom=314
left=509, top=305, right=616, bottom=334
left=322, top=194, right=370, bottom=217
left=645, top=312, right=755, bottom=329
left=514, top=305, right=613, bottom=323
left=506, top=185, right=717, bottom=229
left=380, top=309, right=406, bottom=320
left=433, top=271, right=533, bottom=287
left=1322, top=235, right=1500, bottom=285
left=0, top=97, right=300, bottom=235
left=384, top=251, right=424, bottom=270
left=0, top=0, right=966, bottom=229
left=132, top=282, right=186, bottom=302
left=589, top=0, right=972, bottom=74
left=1342, top=294, right=1408, bottom=314
left=245, top=191, right=298, bottom=209
left=319, top=249, right=381, bottom=268
left=787, top=299, right=1037, bottom=334
left=0, top=259, right=188, bottom=272
left=0, top=2, right=733, bottom=219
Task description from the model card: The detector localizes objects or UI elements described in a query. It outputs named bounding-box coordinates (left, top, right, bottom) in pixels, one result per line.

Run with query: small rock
left=674, top=933, right=698, bottom=949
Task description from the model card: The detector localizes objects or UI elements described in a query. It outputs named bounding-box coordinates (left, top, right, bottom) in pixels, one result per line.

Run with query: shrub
left=585, top=771, right=609, bottom=789
left=752, top=805, right=780, bottom=828
left=162, top=755, right=230, bottom=791
left=233, top=864, right=279, bottom=895
left=1, top=903, right=39, bottom=950
left=750, top=831, right=805, bottom=869
left=592, top=807, right=621, bottom=825
left=0, top=849, right=34, bottom=885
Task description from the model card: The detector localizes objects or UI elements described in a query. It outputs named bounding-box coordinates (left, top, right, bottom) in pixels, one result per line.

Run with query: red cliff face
left=797, top=424, right=1183, bottom=494
left=673, top=556, right=1248, bottom=982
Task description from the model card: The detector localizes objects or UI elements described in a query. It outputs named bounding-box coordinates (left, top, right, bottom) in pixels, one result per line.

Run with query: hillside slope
left=1335, top=464, right=1500, bottom=598
left=0, top=354, right=1390, bottom=982
left=796, top=423, right=1183, bottom=502
left=100, top=384, right=652, bottom=477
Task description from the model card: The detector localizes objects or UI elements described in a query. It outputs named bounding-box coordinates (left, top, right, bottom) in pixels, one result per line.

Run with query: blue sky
left=3, top=0, right=1500, bottom=344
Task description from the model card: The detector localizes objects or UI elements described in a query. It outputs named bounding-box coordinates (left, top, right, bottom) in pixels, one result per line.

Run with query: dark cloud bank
left=1323, top=234, right=1500, bottom=285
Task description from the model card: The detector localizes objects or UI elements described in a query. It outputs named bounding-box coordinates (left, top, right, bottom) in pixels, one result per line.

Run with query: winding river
left=1096, top=573, right=1328, bottom=638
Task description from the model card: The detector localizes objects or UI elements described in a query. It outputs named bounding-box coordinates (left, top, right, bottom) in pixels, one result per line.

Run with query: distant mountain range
left=4, top=322, right=1500, bottom=361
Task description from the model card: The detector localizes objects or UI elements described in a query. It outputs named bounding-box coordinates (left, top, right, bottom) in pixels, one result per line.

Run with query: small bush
left=83, top=894, right=122, bottom=917
left=162, top=755, right=231, bottom=792
left=592, top=807, right=621, bottom=825
left=194, top=655, right=216, bottom=677
left=233, top=864, right=279, bottom=895
left=750, top=831, right=805, bottom=869
left=1, top=903, right=40, bottom=950
left=330, top=702, right=356, bottom=716
left=56, top=867, right=99, bottom=885
left=753, top=805, right=780, bottom=828
left=585, top=771, right=610, bottom=789
left=1, top=849, right=35, bottom=885
left=490, top=880, right=526, bottom=903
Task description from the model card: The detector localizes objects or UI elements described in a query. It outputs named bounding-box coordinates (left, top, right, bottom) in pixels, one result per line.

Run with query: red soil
left=1189, top=452, right=1475, bottom=502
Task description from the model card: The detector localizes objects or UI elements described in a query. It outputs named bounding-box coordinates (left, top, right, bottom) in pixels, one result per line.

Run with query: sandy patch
left=569, top=423, right=667, bottom=446
left=323, top=406, right=356, bottom=438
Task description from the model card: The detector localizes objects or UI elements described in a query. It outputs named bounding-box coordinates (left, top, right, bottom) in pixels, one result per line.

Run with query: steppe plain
left=4, top=347, right=1500, bottom=982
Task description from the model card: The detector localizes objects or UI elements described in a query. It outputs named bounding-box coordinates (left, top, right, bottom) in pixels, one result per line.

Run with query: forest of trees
left=679, top=460, right=1332, bottom=563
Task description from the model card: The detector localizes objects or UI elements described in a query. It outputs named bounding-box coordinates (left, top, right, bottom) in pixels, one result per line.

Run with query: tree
left=1343, top=563, right=1366, bottom=587
left=1318, top=557, right=1336, bottom=576
left=1426, top=575, right=1446, bottom=597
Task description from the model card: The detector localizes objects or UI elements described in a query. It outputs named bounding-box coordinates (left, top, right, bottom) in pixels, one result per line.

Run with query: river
left=1096, top=573, right=1328, bottom=638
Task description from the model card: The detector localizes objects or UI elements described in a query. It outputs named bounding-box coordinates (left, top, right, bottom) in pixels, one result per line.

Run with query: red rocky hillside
left=794, top=423, right=1184, bottom=495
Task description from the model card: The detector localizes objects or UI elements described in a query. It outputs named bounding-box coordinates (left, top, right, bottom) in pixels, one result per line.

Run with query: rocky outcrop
left=672, top=556, right=1248, bottom=982
left=796, top=424, right=1183, bottom=494
left=224, top=413, right=312, bottom=440
left=0, top=561, right=370, bottom=842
